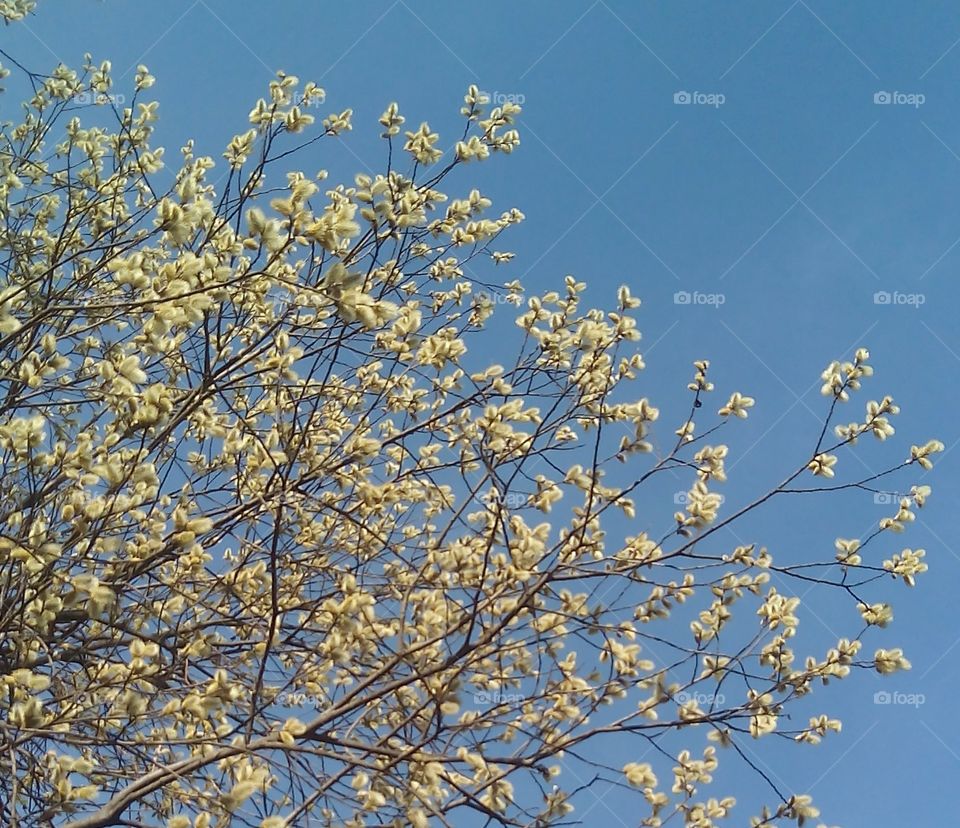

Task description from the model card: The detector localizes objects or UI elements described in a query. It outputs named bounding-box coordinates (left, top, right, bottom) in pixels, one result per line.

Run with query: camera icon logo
left=873, top=291, right=891, bottom=305
left=674, top=291, right=691, bottom=304
left=874, top=91, right=892, bottom=105
left=674, top=91, right=691, bottom=105
left=874, top=690, right=892, bottom=704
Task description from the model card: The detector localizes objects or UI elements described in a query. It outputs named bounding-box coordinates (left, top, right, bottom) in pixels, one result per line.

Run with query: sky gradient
left=4, top=2, right=959, bottom=824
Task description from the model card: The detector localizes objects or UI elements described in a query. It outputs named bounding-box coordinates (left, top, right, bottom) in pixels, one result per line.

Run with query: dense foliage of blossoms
left=0, top=14, right=942, bottom=828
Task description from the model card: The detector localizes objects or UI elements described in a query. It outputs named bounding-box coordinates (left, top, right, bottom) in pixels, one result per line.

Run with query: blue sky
left=5, top=1, right=960, bottom=825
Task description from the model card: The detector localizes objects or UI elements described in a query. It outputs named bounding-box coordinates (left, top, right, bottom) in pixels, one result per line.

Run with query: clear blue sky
left=5, top=2, right=959, bottom=824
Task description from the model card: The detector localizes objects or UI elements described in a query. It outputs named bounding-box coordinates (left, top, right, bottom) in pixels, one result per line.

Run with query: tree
left=0, top=10, right=942, bottom=827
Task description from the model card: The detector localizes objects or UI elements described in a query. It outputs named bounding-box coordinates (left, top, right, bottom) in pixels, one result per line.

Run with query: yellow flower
left=807, top=453, right=837, bottom=478
left=718, top=391, right=754, bottom=418
left=623, top=762, right=658, bottom=788
left=874, top=648, right=911, bottom=674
